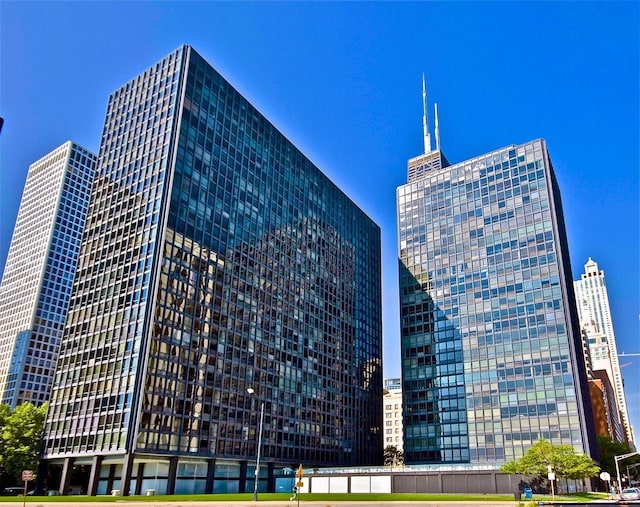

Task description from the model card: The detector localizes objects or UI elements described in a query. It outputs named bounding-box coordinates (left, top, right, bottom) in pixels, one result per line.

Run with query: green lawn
left=0, top=491, right=610, bottom=502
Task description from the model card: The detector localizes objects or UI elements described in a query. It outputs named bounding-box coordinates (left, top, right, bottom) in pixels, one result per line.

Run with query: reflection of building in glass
left=397, top=104, right=594, bottom=464
left=0, top=142, right=95, bottom=407
left=574, top=258, right=632, bottom=444
left=42, top=45, right=382, bottom=496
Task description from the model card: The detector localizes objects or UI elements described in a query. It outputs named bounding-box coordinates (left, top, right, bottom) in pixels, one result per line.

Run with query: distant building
left=588, top=369, right=625, bottom=442
left=578, top=318, right=624, bottom=441
left=384, top=377, right=402, bottom=391
left=0, top=142, right=95, bottom=407
left=41, top=45, right=382, bottom=496
left=574, top=258, right=633, bottom=444
left=397, top=89, right=595, bottom=464
left=383, top=378, right=403, bottom=451
left=579, top=308, right=609, bottom=373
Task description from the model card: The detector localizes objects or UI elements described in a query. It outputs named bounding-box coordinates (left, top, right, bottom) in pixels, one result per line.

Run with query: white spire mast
left=422, top=74, right=432, bottom=154
left=434, top=102, right=440, bottom=152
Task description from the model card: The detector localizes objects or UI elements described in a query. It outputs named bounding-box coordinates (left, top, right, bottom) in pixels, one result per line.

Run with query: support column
left=106, top=464, right=116, bottom=494
left=166, top=456, right=178, bottom=495
left=267, top=462, right=275, bottom=493
left=239, top=460, right=248, bottom=493
left=120, top=453, right=135, bottom=496
left=134, top=462, right=145, bottom=495
left=205, top=459, right=215, bottom=494
left=59, top=457, right=74, bottom=495
left=87, top=455, right=103, bottom=496
left=35, top=457, right=48, bottom=495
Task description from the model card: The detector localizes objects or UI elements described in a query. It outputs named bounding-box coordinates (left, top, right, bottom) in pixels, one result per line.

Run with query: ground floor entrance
left=40, top=455, right=298, bottom=496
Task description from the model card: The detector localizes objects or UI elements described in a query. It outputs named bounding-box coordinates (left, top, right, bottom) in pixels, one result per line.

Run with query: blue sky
left=1, top=2, right=638, bottom=438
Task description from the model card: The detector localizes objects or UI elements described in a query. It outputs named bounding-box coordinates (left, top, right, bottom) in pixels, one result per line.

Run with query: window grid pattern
left=44, top=47, right=185, bottom=455
left=44, top=46, right=383, bottom=468
left=0, top=142, right=95, bottom=407
left=384, top=388, right=404, bottom=450
left=398, top=140, right=587, bottom=464
left=136, top=50, right=382, bottom=466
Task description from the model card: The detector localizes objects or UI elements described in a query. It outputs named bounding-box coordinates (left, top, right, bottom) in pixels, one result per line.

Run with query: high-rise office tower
left=0, top=141, right=95, bottom=407
left=397, top=90, right=594, bottom=464
left=42, top=45, right=382, bottom=496
left=574, top=258, right=632, bottom=444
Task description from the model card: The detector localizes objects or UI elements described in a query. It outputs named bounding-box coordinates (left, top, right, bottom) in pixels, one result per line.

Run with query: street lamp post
left=627, top=463, right=640, bottom=485
left=615, top=451, right=639, bottom=496
left=247, top=387, right=264, bottom=502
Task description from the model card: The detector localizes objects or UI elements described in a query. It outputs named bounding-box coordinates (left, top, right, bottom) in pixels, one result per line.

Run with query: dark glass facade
left=398, top=140, right=594, bottom=465
left=43, top=45, right=382, bottom=495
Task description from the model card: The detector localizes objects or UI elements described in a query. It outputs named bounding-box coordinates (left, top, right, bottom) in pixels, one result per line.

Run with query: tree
left=596, top=435, right=640, bottom=479
left=384, top=445, right=404, bottom=466
left=0, top=403, right=11, bottom=485
left=0, top=402, right=47, bottom=485
left=500, top=439, right=599, bottom=487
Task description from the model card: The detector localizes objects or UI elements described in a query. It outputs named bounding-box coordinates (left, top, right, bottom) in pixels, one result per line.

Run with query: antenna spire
left=434, top=103, right=440, bottom=151
left=422, top=74, right=431, bottom=154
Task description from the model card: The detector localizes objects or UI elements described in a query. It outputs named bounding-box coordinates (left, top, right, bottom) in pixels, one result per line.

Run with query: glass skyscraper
left=42, top=45, right=382, bottom=496
left=398, top=132, right=594, bottom=464
left=0, top=141, right=95, bottom=407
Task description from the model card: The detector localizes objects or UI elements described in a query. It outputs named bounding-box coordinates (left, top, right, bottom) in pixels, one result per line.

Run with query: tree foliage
left=384, top=445, right=404, bottom=466
left=500, top=439, right=599, bottom=482
left=0, top=402, right=47, bottom=484
left=596, top=435, right=640, bottom=478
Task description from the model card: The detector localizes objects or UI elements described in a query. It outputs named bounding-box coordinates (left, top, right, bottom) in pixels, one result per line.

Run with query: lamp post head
left=247, top=388, right=255, bottom=395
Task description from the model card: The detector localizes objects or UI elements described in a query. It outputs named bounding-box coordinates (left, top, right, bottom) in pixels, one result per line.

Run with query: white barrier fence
left=302, top=475, right=392, bottom=494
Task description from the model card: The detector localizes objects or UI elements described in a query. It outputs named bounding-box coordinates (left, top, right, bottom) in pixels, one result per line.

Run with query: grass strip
left=0, top=491, right=610, bottom=502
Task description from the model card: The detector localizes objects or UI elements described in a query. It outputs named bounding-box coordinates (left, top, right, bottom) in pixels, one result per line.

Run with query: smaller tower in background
left=383, top=378, right=404, bottom=452
left=0, top=141, right=96, bottom=407
left=408, top=76, right=449, bottom=183
left=574, top=258, right=633, bottom=444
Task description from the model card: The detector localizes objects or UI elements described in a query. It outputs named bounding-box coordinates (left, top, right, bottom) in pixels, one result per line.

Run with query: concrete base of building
left=39, top=455, right=589, bottom=497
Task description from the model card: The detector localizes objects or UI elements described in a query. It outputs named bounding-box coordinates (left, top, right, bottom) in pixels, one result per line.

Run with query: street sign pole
left=615, top=451, right=639, bottom=497
left=21, top=471, right=33, bottom=507
left=600, top=471, right=612, bottom=498
left=296, top=464, right=304, bottom=507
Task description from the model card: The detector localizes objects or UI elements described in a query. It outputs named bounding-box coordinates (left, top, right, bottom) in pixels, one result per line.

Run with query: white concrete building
left=383, top=378, right=403, bottom=451
left=574, top=258, right=633, bottom=444
left=0, top=142, right=95, bottom=407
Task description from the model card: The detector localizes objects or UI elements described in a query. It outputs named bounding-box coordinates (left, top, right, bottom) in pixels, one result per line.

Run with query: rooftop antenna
left=434, top=103, right=440, bottom=151
left=422, top=74, right=431, bottom=154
